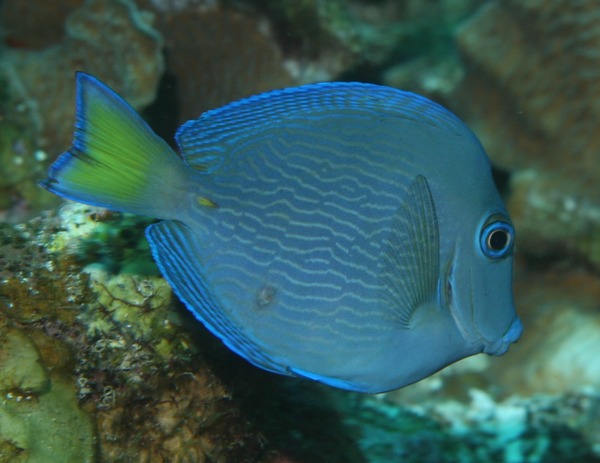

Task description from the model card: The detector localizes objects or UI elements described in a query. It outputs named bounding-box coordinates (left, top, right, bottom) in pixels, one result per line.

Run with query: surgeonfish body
left=42, top=73, right=522, bottom=393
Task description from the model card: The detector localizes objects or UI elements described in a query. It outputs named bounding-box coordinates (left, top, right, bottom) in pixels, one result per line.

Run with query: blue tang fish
left=42, top=73, right=522, bottom=393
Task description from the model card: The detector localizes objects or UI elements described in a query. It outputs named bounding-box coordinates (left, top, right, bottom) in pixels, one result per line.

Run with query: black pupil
left=488, top=229, right=509, bottom=250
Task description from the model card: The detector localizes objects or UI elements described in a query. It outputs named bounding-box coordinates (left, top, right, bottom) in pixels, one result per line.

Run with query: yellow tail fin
left=42, top=73, right=187, bottom=218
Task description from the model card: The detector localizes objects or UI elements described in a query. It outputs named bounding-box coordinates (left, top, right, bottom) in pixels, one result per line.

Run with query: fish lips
left=482, top=316, right=523, bottom=356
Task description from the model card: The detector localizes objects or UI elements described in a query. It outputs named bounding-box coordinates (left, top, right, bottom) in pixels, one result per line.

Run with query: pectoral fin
left=379, top=175, right=440, bottom=327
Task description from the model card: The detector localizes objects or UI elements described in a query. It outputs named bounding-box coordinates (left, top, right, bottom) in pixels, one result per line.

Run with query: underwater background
left=0, top=0, right=599, bottom=462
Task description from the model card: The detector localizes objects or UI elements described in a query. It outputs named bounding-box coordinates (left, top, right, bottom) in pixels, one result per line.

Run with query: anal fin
left=146, top=220, right=287, bottom=374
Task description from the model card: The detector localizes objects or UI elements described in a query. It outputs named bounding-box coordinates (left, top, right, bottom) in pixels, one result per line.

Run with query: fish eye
left=480, top=219, right=514, bottom=259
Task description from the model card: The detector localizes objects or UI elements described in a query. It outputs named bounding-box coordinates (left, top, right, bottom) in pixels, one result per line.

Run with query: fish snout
left=482, top=317, right=523, bottom=356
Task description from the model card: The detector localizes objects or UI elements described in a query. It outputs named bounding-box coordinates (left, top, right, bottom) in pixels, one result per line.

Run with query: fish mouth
left=443, top=246, right=522, bottom=356
left=482, top=317, right=523, bottom=356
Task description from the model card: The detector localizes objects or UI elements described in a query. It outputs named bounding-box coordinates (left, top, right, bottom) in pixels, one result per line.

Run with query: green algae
left=81, top=221, right=158, bottom=275
left=0, top=330, right=49, bottom=394
left=0, top=328, right=94, bottom=462
left=0, top=377, right=95, bottom=463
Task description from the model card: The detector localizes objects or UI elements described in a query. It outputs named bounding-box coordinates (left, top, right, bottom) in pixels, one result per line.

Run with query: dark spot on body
left=256, top=285, right=277, bottom=310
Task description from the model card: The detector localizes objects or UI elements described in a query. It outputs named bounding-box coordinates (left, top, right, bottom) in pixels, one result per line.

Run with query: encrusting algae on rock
left=0, top=204, right=274, bottom=461
left=0, top=203, right=373, bottom=462
left=0, top=331, right=95, bottom=463
left=0, top=270, right=95, bottom=462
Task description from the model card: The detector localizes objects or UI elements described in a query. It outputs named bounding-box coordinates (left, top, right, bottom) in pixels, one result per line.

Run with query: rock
left=0, top=0, right=164, bottom=216
left=0, top=330, right=49, bottom=395
left=0, top=377, right=95, bottom=463
left=0, top=326, right=94, bottom=462
left=157, top=5, right=294, bottom=124
left=508, top=170, right=600, bottom=270
left=494, top=266, right=600, bottom=396
left=454, top=0, right=600, bottom=269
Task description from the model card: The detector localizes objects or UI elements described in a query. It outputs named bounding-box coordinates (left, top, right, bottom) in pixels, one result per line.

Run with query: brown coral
left=0, top=0, right=164, bottom=217
left=0, top=0, right=164, bottom=157
left=0, top=0, right=84, bottom=49
left=455, top=0, right=600, bottom=178
left=454, top=0, right=600, bottom=268
left=156, top=5, right=294, bottom=124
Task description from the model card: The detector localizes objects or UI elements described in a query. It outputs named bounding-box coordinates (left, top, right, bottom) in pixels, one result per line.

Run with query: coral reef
left=155, top=5, right=294, bottom=124
left=1, top=0, right=164, bottom=149
left=0, top=116, right=45, bottom=218
left=0, top=0, right=84, bottom=49
left=508, top=170, right=600, bottom=270
left=0, top=0, right=164, bottom=217
left=0, top=204, right=367, bottom=462
left=0, top=218, right=96, bottom=461
left=0, top=0, right=487, bottom=218
left=2, top=202, right=600, bottom=462
left=0, top=342, right=96, bottom=463
left=249, top=0, right=479, bottom=84
left=491, top=264, right=600, bottom=396
left=371, top=0, right=485, bottom=99
left=140, top=0, right=485, bottom=125
left=417, top=389, right=600, bottom=463
left=0, top=330, right=49, bottom=394
left=337, top=387, right=600, bottom=463
left=453, top=0, right=600, bottom=270
left=456, top=0, right=600, bottom=174
left=2, top=1, right=600, bottom=461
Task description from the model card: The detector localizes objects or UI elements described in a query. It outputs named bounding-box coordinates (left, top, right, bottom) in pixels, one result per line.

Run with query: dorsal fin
left=379, top=175, right=440, bottom=328
left=175, top=82, right=467, bottom=172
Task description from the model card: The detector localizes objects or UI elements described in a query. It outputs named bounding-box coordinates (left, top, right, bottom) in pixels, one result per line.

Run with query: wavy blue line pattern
left=153, top=83, right=473, bottom=390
